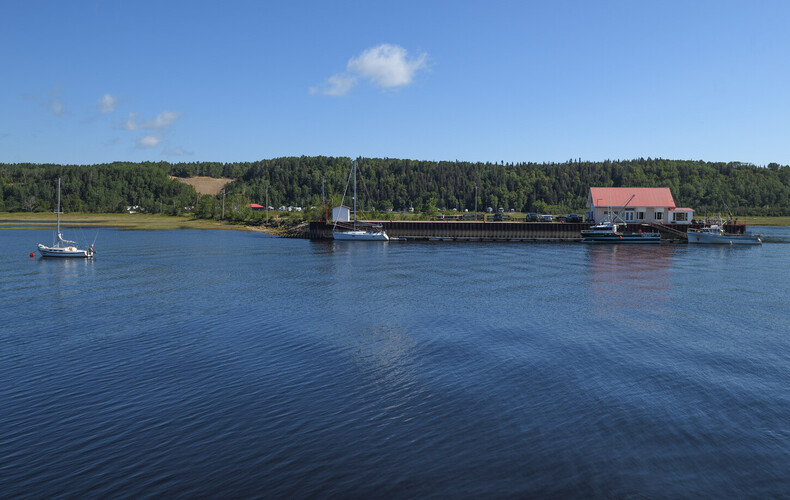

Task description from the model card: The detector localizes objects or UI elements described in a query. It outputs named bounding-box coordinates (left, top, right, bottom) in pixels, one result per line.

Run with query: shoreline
left=0, top=213, right=281, bottom=234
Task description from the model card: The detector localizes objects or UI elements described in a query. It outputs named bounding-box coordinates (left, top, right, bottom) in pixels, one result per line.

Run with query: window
left=636, top=211, right=645, bottom=220
left=624, top=210, right=634, bottom=221
left=674, top=212, right=688, bottom=222
left=655, top=211, right=663, bottom=220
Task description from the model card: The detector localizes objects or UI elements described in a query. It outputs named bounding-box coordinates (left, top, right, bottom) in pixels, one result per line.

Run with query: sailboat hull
left=37, top=244, right=93, bottom=258
left=333, top=230, right=389, bottom=241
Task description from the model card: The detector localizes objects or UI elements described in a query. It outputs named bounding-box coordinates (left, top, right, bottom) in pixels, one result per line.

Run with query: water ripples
left=1, top=229, right=789, bottom=497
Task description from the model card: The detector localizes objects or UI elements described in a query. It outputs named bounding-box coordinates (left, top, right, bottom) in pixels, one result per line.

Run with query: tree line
left=0, top=162, right=196, bottom=214
left=2, top=157, right=790, bottom=216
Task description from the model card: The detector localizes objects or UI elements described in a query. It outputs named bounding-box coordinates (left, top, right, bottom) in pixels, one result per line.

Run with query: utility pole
left=321, top=177, right=326, bottom=221
left=221, top=189, right=226, bottom=219
left=475, top=185, right=478, bottom=220
left=266, top=184, right=269, bottom=222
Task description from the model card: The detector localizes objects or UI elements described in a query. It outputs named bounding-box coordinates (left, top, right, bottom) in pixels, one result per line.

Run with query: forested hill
left=2, top=158, right=790, bottom=216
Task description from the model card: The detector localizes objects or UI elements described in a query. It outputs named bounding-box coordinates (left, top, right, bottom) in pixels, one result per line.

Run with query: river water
left=1, top=227, right=789, bottom=497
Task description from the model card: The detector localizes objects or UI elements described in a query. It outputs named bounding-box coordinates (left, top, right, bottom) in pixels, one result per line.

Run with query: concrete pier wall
left=305, top=221, right=744, bottom=241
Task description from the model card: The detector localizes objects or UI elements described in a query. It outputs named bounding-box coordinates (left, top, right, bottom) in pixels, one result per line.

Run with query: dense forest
left=2, top=157, right=790, bottom=217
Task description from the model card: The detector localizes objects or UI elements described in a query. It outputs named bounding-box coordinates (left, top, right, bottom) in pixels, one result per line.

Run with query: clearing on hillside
left=170, top=176, right=234, bottom=195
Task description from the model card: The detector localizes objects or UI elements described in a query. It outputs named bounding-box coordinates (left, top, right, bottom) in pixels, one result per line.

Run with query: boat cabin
left=588, top=187, right=694, bottom=225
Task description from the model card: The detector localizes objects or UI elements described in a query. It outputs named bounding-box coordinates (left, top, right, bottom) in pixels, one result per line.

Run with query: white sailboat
left=37, top=178, right=95, bottom=258
left=333, top=159, right=388, bottom=241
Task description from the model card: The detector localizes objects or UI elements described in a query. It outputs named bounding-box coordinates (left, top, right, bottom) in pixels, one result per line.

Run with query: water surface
left=1, top=228, right=789, bottom=497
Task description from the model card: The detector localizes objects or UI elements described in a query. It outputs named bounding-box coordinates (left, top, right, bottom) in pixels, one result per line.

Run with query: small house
left=332, top=205, right=351, bottom=222
left=588, top=187, right=694, bottom=224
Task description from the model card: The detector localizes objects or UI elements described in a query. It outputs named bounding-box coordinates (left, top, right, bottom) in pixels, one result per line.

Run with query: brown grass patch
left=170, top=176, right=234, bottom=195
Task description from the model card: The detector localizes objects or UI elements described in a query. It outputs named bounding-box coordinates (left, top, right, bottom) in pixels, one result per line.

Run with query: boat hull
left=687, top=232, right=761, bottom=245
left=333, top=230, right=389, bottom=241
left=37, top=244, right=93, bottom=258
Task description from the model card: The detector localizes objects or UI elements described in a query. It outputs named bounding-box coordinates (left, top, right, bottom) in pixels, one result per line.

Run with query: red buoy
left=29, top=252, right=35, bottom=258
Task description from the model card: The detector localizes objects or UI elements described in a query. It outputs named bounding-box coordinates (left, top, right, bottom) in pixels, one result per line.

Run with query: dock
left=303, top=221, right=746, bottom=242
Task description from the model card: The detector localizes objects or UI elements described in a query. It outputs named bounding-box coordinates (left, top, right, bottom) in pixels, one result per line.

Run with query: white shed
left=332, top=205, right=351, bottom=222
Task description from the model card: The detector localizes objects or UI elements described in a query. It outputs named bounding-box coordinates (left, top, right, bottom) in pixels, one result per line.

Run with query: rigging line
left=357, top=160, right=376, bottom=213
left=333, top=159, right=354, bottom=232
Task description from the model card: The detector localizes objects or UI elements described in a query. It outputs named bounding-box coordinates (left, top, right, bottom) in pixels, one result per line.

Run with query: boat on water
left=333, top=225, right=389, bottom=241
left=581, top=220, right=660, bottom=244
left=687, top=223, right=761, bottom=245
left=333, top=159, right=389, bottom=241
left=37, top=178, right=95, bottom=258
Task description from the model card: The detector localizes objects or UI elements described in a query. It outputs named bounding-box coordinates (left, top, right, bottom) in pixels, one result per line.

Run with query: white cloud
left=121, top=113, right=141, bottom=130
left=122, top=110, right=181, bottom=130
left=46, top=84, right=66, bottom=115
left=136, top=135, right=161, bottom=148
left=311, top=74, right=358, bottom=96
left=152, top=110, right=180, bottom=128
left=312, top=44, right=427, bottom=96
left=347, top=44, right=427, bottom=88
left=50, top=100, right=64, bottom=116
left=98, top=94, right=118, bottom=113
left=164, top=146, right=193, bottom=156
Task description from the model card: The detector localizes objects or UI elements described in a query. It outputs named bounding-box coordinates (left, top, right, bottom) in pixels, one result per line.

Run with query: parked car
left=540, top=214, right=552, bottom=222
left=564, top=214, right=583, bottom=223
left=526, top=212, right=539, bottom=222
left=493, top=212, right=510, bottom=221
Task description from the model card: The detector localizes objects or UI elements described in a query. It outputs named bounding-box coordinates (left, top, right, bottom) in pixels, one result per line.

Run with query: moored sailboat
left=333, top=158, right=388, bottom=241
left=37, top=178, right=95, bottom=258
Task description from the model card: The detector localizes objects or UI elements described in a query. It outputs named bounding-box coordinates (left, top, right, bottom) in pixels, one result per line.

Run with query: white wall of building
left=332, top=205, right=351, bottom=222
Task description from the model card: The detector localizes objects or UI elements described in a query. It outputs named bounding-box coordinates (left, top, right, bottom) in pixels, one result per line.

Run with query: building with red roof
left=588, top=187, right=694, bottom=224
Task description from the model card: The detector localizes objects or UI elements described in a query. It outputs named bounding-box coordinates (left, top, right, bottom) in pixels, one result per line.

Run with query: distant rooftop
left=590, top=187, right=675, bottom=208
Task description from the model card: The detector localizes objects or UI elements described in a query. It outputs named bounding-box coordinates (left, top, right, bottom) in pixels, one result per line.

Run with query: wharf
left=304, top=221, right=745, bottom=242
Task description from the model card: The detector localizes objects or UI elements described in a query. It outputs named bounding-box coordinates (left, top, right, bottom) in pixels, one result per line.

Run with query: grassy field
left=0, top=213, right=255, bottom=231
left=731, top=216, right=790, bottom=226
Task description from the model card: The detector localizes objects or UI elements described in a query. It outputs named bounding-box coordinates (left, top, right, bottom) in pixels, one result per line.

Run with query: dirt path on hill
left=170, top=176, right=234, bottom=195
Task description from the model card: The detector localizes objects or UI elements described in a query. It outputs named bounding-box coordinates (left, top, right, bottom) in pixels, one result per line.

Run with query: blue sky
left=2, top=0, right=789, bottom=166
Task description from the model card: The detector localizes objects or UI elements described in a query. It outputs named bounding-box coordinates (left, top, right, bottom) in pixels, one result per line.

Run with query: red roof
left=246, top=203, right=264, bottom=208
left=589, top=187, right=675, bottom=208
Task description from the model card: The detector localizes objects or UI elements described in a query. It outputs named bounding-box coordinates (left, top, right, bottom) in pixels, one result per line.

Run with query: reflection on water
left=585, top=245, right=674, bottom=325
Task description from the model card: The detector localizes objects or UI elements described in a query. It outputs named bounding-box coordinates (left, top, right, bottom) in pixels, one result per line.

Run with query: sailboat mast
left=57, top=177, right=61, bottom=236
left=353, top=159, right=357, bottom=230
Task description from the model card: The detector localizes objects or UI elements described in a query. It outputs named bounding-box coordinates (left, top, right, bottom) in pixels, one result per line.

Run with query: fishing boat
left=333, top=159, right=389, bottom=241
left=37, top=178, right=96, bottom=258
left=687, top=223, right=761, bottom=245
left=581, top=220, right=660, bottom=243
